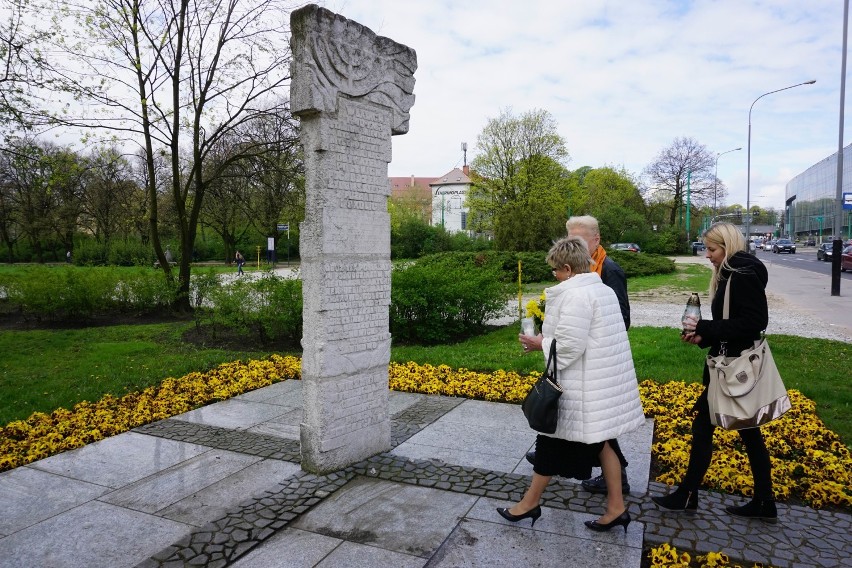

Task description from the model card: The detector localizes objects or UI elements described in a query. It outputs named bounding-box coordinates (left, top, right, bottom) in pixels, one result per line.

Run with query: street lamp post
left=746, top=80, right=816, bottom=244
left=714, top=147, right=742, bottom=220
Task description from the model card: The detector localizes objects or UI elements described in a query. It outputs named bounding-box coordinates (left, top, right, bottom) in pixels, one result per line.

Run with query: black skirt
left=532, top=435, right=628, bottom=479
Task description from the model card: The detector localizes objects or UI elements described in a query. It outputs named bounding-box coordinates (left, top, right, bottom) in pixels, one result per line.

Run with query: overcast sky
left=322, top=0, right=847, bottom=211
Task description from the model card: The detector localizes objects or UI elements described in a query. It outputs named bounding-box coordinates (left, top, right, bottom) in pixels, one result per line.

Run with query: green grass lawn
left=1, top=262, right=848, bottom=446
left=0, top=323, right=282, bottom=424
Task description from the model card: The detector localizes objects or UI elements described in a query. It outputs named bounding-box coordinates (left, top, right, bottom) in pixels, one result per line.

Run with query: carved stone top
left=290, top=4, right=417, bottom=134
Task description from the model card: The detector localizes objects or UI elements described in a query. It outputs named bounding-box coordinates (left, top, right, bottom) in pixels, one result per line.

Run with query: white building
left=430, top=167, right=472, bottom=234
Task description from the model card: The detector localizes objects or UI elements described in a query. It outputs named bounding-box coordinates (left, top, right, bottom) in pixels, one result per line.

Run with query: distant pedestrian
left=66, top=250, right=72, bottom=264
left=235, top=250, right=245, bottom=275
left=164, top=246, right=173, bottom=263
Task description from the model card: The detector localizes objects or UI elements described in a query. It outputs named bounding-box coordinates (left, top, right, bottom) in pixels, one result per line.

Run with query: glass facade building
left=785, top=143, right=852, bottom=241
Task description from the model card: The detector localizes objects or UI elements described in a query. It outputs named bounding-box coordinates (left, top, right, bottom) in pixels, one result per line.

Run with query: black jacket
left=694, top=251, right=769, bottom=384
left=602, top=257, right=630, bottom=330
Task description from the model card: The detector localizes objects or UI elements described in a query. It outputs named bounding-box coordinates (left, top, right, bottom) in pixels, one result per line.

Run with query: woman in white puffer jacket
left=500, top=236, right=645, bottom=533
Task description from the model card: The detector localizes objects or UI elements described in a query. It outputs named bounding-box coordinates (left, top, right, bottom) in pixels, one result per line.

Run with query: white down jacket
left=540, top=272, right=645, bottom=444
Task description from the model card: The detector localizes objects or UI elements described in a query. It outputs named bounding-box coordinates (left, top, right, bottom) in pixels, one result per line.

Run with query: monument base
left=299, top=366, right=391, bottom=474
left=300, top=420, right=391, bottom=474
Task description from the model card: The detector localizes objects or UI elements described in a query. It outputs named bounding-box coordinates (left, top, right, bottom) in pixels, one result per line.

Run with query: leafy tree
left=467, top=108, right=570, bottom=234
left=32, top=0, right=295, bottom=310
left=0, top=139, right=84, bottom=262
left=566, top=165, right=644, bottom=218
left=643, top=137, right=717, bottom=226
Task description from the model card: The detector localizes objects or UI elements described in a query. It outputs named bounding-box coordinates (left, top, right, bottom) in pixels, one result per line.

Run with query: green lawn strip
left=0, top=322, right=276, bottom=424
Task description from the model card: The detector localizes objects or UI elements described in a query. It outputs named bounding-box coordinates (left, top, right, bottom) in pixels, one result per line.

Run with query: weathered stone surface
left=289, top=4, right=417, bottom=474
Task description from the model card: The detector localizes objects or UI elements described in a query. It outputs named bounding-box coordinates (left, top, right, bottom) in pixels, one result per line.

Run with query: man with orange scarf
left=525, top=215, right=632, bottom=494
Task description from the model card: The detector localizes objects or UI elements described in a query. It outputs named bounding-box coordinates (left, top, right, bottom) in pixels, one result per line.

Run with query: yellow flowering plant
left=1, top=358, right=849, bottom=512
left=647, top=543, right=772, bottom=568
left=525, top=292, right=546, bottom=333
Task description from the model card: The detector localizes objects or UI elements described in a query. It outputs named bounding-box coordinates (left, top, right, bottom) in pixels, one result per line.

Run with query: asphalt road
left=753, top=246, right=852, bottom=279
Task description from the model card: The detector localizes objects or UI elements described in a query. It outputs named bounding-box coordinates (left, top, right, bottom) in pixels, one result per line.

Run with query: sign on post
left=843, top=193, right=852, bottom=210
left=277, top=223, right=289, bottom=231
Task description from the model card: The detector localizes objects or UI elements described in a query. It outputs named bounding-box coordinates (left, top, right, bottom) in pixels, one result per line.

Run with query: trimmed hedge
left=391, top=259, right=511, bottom=344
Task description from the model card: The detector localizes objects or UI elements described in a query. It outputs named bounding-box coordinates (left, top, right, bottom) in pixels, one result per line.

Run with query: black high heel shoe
left=496, top=505, right=542, bottom=527
left=584, top=510, right=631, bottom=533
left=651, top=489, right=698, bottom=514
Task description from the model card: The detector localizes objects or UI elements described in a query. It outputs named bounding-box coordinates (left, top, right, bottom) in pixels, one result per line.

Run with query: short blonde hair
left=565, top=215, right=600, bottom=236
left=546, top=236, right=592, bottom=274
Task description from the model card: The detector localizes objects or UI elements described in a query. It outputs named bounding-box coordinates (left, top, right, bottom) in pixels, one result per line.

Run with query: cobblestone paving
left=133, top=396, right=852, bottom=568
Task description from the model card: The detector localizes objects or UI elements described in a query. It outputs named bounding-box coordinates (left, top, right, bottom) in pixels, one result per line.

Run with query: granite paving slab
left=469, top=496, right=644, bottom=547
left=392, top=419, right=534, bottom=473
left=314, top=540, right=425, bottom=567
left=246, top=407, right=303, bottom=440
left=234, top=379, right=302, bottom=404
left=29, top=431, right=210, bottom=488
left=0, top=465, right=109, bottom=536
left=172, top=397, right=290, bottom=430
left=158, top=458, right=302, bottom=527
left=426, top=517, right=642, bottom=568
left=0, top=500, right=193, bottom=568
left=100, top=449, right=262, bottom=514
left=289, top=476, right=478, bottom=559
left=228, top=527, right=343, bottom=568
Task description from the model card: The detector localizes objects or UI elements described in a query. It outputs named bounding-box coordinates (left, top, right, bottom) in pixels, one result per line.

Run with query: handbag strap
left=722, top=275, right=731, bottom=320
left=544, top=339, right=557, bottom=376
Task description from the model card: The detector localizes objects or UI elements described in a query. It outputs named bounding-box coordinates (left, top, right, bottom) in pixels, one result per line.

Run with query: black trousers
left=679, top=387, right=774, bottom=500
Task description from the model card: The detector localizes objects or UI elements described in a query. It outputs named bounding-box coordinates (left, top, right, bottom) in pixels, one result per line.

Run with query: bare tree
left=0, top=0, right=55, bottom=128
left=643, top=137, right=718, bottom=226
left=34, top=0, right=294, bottom=310
left=80, top=147, right=140, bottom=247
left=239, top=107, right=304, bottom=242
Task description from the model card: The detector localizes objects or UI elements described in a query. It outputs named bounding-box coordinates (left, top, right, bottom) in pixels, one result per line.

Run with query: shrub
left=114, top=269, right=180, bottom=313
left=391, top=259, right=511, bottom=344
left=4, top=266, right=179, bottom=319
left=195, top=273, right=303, bottom=344
left=107, top=241, right=155, bottom=266
left=608, top=250, right=676, bottom=277
left=5, top=266, right=118, bottom=319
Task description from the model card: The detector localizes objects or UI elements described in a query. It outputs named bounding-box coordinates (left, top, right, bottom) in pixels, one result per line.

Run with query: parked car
left=842, top=245, right=852, bottom=272
left=691, top=241, right=705, bottom=254
left=772, top=239, right=796, bottom=254
left=762, top=240, right=775, bottom=251
left=610, top=243, right=641, bottom=253
left=817, top=243, right=835, bottom=261
left=804, top=238, right=816, bottom=246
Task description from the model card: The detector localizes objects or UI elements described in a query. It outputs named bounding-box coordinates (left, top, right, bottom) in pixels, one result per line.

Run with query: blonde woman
left=652, top=222, right=777, bottom=522
left=504, top=236, right=645, bottom=532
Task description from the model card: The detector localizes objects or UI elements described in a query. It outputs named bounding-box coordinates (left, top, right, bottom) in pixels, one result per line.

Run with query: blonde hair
left=565, top=215, right=600, bottom=236
left=702, top=222, right=747, bottom=296
left=547, top=235, right=592, bottom=275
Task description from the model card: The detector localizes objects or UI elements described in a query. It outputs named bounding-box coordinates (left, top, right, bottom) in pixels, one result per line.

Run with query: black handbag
left=521, top=339, right=563, bottom=433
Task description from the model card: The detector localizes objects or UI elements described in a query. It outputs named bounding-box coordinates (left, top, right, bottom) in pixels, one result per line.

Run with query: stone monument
left=290, top=5, right=417, bottom=473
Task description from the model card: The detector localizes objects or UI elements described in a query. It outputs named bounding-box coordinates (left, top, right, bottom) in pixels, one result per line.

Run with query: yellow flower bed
left=1, top=357, right=849, bottom=513
left=640, top=380, right=851, bottom=510
left=0, top=355, right=301, bottom=472
left=647, top=543, right=772, bottom=568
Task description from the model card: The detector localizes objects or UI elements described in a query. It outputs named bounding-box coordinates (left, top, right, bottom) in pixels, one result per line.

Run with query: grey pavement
left=1, top=259, right=851, bottom=568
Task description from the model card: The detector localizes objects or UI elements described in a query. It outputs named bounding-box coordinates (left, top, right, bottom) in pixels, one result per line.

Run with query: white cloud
left=322, top=0, right=848, bottom=210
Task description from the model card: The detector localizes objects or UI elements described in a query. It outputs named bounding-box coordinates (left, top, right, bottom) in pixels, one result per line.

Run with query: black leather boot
left=652, top=488, right=698, bottom=513
left=726, top=499, right=778, bottom=523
